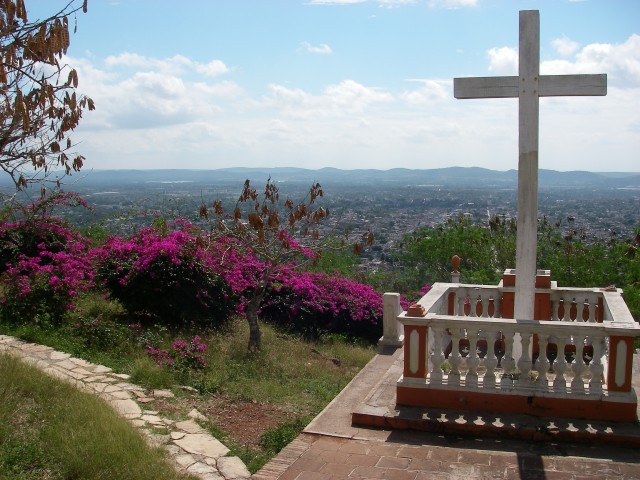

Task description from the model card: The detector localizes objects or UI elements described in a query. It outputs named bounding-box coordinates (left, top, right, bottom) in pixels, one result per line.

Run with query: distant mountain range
left=5, top=167, right=640, bottom=190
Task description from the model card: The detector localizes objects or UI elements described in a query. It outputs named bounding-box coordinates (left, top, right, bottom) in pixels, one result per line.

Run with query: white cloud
left=193, top=59, right=231, bottom=77
left=401, top=79, right=449, bottom=105
left=542, top=34, right=640, bottom=86
left=67, top=38, right=639, bottom=173
left=552, top=36, right=580, bottom=57
left=104, top=53, right=230, bottom=77
left=487, top=46, right=518, bottom=74
left=299, top=41, right=333, bottom=54
left=325, top=80, right=393, bottom=109
left=262, top=79, right=393, bottom=119
left=378, top=0, right=416, bottom=7
left=428, top=0, right=478, bottom=9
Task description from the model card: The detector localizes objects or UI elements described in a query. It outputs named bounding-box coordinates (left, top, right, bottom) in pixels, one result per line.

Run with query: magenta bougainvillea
left=0, top=215, right=94, bottom=323
left=146, top=336, right=208, bottom=373
left=92, top=220, right=233, bottom=326
left=260, top=271, right=384, bottom=342
left=0, top=204, right=392, bottom=343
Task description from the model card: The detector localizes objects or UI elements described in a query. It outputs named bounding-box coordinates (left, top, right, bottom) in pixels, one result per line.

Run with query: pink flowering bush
left=93, top=220, right=233, bottom=326
left=146, top=336, right=208, bottom=374
left=260, top=271, right=384, bottom=342
left=0, top=216, right=94, bottom=324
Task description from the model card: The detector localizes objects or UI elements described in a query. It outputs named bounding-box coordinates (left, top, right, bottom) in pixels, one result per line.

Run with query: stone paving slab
left=253, top=346, right=640, bottom=480
left=0, top=334, right=250, bottom=480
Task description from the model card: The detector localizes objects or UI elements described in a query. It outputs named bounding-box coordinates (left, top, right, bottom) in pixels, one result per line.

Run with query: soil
left=153, top=393, right=294, bottom=451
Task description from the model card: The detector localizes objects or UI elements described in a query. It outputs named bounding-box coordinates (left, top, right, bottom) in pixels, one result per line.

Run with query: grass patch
left=0, top=353, right=193, bottom=480
left=0, top=296, right=377, bottom=474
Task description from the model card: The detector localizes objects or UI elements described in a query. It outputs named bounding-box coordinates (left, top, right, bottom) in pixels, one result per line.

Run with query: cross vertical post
left=453, top=10, right=606, bottom=325
left=515, top=10, right=540, bottom=322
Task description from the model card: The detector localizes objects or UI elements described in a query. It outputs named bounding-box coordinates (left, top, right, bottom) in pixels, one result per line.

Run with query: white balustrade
left=397, top=283, right=640, bottom=405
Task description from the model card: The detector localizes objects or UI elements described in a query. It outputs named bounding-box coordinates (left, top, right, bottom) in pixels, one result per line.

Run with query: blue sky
left=30, top=0, right=640, bottom=172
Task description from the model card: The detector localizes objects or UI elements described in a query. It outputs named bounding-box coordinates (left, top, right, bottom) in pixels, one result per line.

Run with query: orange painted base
left=397, top=385, right=637, bottom=423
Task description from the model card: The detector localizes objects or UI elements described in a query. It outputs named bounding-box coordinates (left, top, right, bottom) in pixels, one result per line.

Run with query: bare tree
left=202, top=178, right=373, bottom=352
left=1, top=0, right=94, bottom=192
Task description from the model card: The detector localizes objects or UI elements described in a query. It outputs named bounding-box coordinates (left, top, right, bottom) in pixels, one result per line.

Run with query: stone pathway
left=0, top=334, right=251, bottom=480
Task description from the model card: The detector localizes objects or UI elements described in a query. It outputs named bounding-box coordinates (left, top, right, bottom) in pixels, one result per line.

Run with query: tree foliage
left=400, top=215, right=517, bottom=289
left=399, top=215, right=639, bottom=320
left=0, top=0, right=94, bottom=191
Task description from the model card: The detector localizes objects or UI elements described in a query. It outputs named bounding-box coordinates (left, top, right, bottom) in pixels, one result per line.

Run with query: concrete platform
left=253, top=346, right=640, bottom=479
left=352, top=346, right=640, bottom=447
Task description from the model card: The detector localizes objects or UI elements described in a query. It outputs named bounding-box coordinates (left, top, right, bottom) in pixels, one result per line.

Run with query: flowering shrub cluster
left=0, top=198, right=390, bottom=343
left=0, top=216, right=94, bottom=324
left=146, top=336, right=208, bottom=373
left=93, top=220, right=233, bottom=326
left=260, top=271, right=384, bottom=342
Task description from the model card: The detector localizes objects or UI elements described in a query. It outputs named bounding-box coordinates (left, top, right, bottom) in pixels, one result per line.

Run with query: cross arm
left=454, top=73, right=607, bottom=100
left=454, top=76, right=518, bottom=99
left=538, top=74, right=607, bottom=97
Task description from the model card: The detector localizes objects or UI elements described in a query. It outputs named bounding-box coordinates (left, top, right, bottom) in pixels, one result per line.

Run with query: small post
left=451, top=255, right=461, bottom=283
left=379, top=292, right=404, bottom=348
left=449, top=255, right=461, bottom=315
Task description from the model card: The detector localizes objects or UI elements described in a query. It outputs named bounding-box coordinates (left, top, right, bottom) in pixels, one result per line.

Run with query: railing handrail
left=416, top=282, right=638, bottom=329
left=399, top=312, right=640, bottom=337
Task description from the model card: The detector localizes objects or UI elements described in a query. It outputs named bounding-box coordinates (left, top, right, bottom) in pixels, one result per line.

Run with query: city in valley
left=7, top=167, right=639, bottom=273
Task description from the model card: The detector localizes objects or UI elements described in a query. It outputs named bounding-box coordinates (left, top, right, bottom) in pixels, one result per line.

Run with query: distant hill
left=3, top=167, right=640, bottom=190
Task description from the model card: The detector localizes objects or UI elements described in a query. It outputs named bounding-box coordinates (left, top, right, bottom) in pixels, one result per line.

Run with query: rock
left=141, top=414, right=164, bottom=426
left=50, top=351, right=71, bottom=360
left=175, top=453, right=196, bottom=469
left=111, top=399, right=142, bottom=417
left=186, top=462, right=220, bottom=477
left=110, top=390, right=133, bottom=400
left=218, top=456, right=251, bottom=479
left=171, top=431, right=186, bottom=440
left=188, top=408, right=208, bottom=422
left=174, top=434, right=229, bottom=458
left=153, top=389, right=174, bottom=398
left=92, top=365, right=112, bottom=374
left=175, top=420, right=204, bottom=434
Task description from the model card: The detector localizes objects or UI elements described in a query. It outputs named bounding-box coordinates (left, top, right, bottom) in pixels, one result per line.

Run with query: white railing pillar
left=379, top=292, right=404, bottom=348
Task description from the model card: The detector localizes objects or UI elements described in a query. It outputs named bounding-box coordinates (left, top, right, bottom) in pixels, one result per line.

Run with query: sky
left=29, top=0, right=640, bottom=172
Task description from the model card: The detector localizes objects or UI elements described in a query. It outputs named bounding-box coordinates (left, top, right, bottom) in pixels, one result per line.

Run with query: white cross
left=454, top=10, right=606, bottom=321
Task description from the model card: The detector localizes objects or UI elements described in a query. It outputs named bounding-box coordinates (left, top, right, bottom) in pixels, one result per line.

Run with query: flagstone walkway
left=0, top=334, right=251, bottom=480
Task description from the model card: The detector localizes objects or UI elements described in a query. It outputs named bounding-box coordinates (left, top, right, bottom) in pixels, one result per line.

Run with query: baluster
left=457, top=293, right=466, bottom=317
left=482, top=330, right=498, bottom=389
left=581, top=299, right=590, bottom=322
left=466, top=329, right=480, bottom=387
left=448, top=328, right=462, bottom=386
left=571, top=334, right=586, bottom=393
left=480, top=295, right=489, bottom=318
left=471, top=296, right=479, bottom=318
left=516, top=332, right=532, bottom=387
left=500, top=331, right=515, bottom=388
left=553, top=336, right=568, bottom=393
left=535, top=333, right=550, bottom=391
left=587, top=295, right=597, bottom=323
left=551, top=297, right=560, bottom=321
left=588, top=335, right=605, bottom=394
left=493, top=296, right=501, bottom=318
left=429, top=328, right=445, bottom=385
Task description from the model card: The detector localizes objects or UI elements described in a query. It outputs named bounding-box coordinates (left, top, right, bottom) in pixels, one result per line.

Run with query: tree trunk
left=245, top=293, right=263, bottom=352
